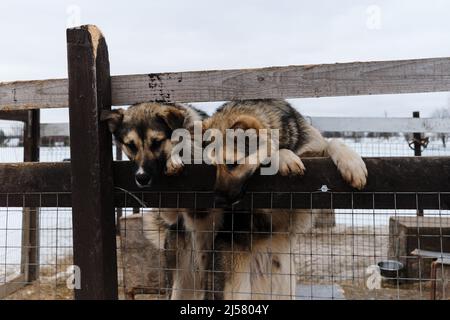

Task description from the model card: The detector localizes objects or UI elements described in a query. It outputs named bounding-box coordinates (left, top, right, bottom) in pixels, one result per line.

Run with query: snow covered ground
left=1, top=137, right=449, bottom=283
left=0, top=147, right=72, bottom=282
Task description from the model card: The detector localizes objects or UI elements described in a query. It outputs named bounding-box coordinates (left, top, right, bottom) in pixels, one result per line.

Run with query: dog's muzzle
left=135, top=172, right=152, bottom=188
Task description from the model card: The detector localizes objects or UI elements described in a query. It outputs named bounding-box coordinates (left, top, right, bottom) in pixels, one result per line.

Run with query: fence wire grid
left=0, top=129, right=449, bottom=300
left=114, top=190, right=450, bottom=300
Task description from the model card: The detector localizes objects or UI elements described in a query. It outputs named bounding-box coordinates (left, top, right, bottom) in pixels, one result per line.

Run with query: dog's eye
left=151, top=139, right=162, bottom=150
left=126, top=142, right=137, bottom=153
left=226, top=163, right=238, bottom=171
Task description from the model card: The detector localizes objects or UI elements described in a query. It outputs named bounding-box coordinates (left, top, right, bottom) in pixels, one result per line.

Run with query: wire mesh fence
left=0, top=193, right=73, bottom=300
left=115, top=191, right=450, bottom=300
left=0, top=125, right=449, bottom=300
left=1, top=191, right=449, bottom=300
left=340, top=136, right=450, bottom=157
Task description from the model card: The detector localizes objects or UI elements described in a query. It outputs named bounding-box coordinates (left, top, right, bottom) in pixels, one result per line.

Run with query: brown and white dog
left=200, top=99, right=367, bottom=299
left=103, top=99, right=368, bottom=300
left=102, top=102, right=219, bottom=299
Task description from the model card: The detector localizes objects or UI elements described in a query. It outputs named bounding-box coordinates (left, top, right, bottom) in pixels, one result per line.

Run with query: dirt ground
left=295, top=224, right=437, bottom=299
left=4, top=255, right=75, bottom=300
left=4, top=225, right=440, bottom=300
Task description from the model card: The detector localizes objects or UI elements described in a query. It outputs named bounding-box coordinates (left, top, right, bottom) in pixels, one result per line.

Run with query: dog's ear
left=157, top=107, right=185, bottom=130
left=231, top=115, right=263, bottom=131
left=101, top=109, right=124, bottom=133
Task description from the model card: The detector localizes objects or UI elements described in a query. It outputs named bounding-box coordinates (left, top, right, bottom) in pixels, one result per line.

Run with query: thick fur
left=200, top=99, right=368, bottom=299
left=102, top=102, right=207, bottom=179
left=211, top=209, right=313, bottom=299
left=108, top=99, right=368, bottom=300
left=142, top=210, right=222, bottom=299
left=103, top=102, right=217, bottom=300
left=202, top=99, right=367, bottom=194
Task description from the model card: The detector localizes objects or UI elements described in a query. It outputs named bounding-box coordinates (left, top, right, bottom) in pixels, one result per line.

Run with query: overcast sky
left=1, top=0, right=450, bottom=122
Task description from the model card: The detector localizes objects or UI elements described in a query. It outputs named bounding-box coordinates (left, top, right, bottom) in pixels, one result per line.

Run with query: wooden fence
left=0, top=24, right=450, bottom=299
left=0, top=110, right=39, bottom=298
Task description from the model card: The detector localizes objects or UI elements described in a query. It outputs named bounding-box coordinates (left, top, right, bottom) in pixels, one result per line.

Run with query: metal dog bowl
left=378, top=260, right=404, bottom=279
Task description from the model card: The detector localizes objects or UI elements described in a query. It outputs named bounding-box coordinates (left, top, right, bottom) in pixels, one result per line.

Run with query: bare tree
left=431, top=107, right=450, bottom=148
left=0, top=129, right=6, bottom=147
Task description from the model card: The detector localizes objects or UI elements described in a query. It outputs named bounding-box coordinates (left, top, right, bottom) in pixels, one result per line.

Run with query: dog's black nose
left=135, top=172, right=151, bottom=187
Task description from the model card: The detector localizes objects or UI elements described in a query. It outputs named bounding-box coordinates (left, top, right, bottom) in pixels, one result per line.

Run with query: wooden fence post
left=413, top=111, right=422, bottom=157
left=115, top=143, right=122, bottom=235
left=412, top=111, right=424, bottom=217
left=67, top=25, right=118, bottom=299
left=21, top=109, right=40, bottom=282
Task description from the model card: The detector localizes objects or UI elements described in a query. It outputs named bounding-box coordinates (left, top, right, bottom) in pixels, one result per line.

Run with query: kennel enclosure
left=0, top=25, right=450, bottom=299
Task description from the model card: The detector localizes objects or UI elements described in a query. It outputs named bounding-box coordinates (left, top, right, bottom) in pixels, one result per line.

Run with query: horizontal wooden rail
left=2, top=57, right=450, bottom=110
left=0, top=110, right=30, bottom=122
left=0, top=79, right=68, bottom=110
left=0, top=157, right=448, bottom=209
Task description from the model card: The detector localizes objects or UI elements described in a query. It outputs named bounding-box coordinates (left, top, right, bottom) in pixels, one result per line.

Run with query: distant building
left=40, top=123, right=70, bottom=147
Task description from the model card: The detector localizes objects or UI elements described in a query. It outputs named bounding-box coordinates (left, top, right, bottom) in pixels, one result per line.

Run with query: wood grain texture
left=2, top=57, right=450, bottom=110
left=0, top=157, right=447, bottom=193
left=21, top=109, right=40, bottom=283
left=67, top=24, right=118, bottom=300
left=0, top=110, right=29, bottom=122
left=0, top=162, right=71, bottom=193
left=0, top=79, right=68, bottom=110
left=110, top=57, right=450, bottom=105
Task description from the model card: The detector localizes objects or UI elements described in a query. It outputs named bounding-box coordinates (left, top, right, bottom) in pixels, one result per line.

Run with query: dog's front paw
left=165, top=156, right=184, bottom=176
left=336, top=153, right=368, bottom=190
left=278, top=149, right=306, bottom=176
left=327, top=140, right=368, bottom=190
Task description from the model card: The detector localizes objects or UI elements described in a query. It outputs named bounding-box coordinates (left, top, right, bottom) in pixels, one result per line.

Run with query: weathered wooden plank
left=308, top=117, right=450, bottom=133
left=0, top=162, right=71, bottom=193
left=110, top=57, right=450, bottom=105
left=0, top=79, right=68, bottom=110
left=20, top=207, right=40, bottom=282
left=21, top=110, right=40, bottom=283
left=111, top=157, right=450, bottom=193
left=2, top=57, right=450, bottom=110
left=0, top=158, right=448, bottom=209
left=23, top=110, right=40, bottom=163
left=0, top=157, right=448, bottom=193
left=67, top=25, right=118, bottom=300
left=0, top=110, right=29, bottom=122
